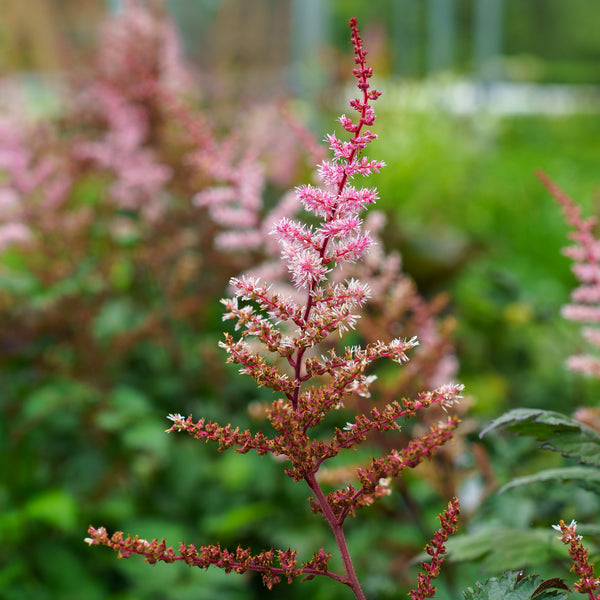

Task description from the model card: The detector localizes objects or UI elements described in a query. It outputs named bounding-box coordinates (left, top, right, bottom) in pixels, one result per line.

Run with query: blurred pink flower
left=538, top=170, right=600, bottom=378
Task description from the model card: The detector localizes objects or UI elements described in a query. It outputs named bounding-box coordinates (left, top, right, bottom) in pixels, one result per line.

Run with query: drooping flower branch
left=85, top=525, right=339, bottom=590
left=409, top=497, right=461, bottom=600
left=87, top=17, right=462, bottom=599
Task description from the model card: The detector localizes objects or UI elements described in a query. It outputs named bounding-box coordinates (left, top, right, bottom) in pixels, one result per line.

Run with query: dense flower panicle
left=538, top=171, right=600, bottom=378
left=67, top=0, right=201, bottom=223
left=269, top=18, right=383, bottom=295
left=553, top=520, right=600, bottom=597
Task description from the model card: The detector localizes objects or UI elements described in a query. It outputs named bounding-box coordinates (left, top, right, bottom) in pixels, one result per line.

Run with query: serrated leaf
left=499, top=466, right=600, bottom=495
left=462, top=571, right=568, bottom=600
left=481, top=409, right=590, bottom=438
left=480, top=408, right=600, bottom=466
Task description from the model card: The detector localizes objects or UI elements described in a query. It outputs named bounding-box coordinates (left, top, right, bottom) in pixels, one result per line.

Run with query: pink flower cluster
left=0, top=0, right=192, bottom=250
left=93, top=0, right=190, bottom=98
left=74, top=84, right=172, bottom=221
left=71, top=0, right=194, bottom=221
left=0, top=118, right=71, bottom=250
left=538, top=171, right=600, bottom=378
left=192, top=105, right=325, bottom=254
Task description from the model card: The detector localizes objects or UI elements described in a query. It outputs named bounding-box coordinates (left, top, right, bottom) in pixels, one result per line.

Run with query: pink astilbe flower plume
left=87, top=18, right=462, bottom=600
left=538, top=171, right=600, bottom=378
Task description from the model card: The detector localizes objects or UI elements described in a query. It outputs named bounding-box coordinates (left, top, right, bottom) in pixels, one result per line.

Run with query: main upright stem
left=305, top=473, right=367, bottom=600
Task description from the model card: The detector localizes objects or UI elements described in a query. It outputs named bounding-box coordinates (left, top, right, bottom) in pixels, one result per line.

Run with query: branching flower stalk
left=86, top=18, right=462, bottom=598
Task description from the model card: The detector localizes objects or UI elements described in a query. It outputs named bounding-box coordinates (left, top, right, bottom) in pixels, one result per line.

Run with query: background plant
left=451, top=175, right=600, bottom=599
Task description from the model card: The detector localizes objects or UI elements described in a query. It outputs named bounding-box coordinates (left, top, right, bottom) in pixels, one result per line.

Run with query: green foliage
left=481, top=408, right=600, bottom=467
left=498, top=466, right=600, bottom=495
left=447, top=527, right=567, bottom=573
left=372, top=102, right=600, bottom=420
left=476, top=410, right=600, bottom=599
left=462, top=571, right=569, bottom=600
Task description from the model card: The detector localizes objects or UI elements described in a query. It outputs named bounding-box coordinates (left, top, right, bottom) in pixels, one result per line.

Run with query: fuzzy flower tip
left=266, top=18, right=383, bottom=292
left=165, top=413, right=187, bottom=432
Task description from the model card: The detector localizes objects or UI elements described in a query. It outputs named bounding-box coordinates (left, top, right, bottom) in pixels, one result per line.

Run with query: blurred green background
left=1, top=1, right=600, bottom=599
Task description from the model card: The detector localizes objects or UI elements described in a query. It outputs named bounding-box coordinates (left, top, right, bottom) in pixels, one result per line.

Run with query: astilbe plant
left=480, top=173, right=600, bottom=599
left=0, top=0, right=318, bottom=384
left=86, top=18, right=462, bottom=599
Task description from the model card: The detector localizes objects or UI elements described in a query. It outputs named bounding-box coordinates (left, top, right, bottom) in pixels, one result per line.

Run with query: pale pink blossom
left=0, top=222, right=31, bottom=249
left=566, top=355, right=600, bottom=378
left=561, top=304, right=600, bottom=323
left=539, top=171, right=600, bottom=378
left=582, top=327, right=600, bottom=348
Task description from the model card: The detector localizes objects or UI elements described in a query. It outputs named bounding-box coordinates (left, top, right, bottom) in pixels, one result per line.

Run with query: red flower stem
left=290, top=21, right=375, bottom=598
left=305, top=472, right=367, bottom=600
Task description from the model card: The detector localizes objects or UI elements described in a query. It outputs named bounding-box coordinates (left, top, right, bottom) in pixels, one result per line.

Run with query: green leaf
left=499, top=466, right=600, bottom=495
left=23, top=379, right=97, bottom=422
left=203, top=502, right=274, bottom=537
left=446, top=526, right=567, bottom=571
left=480, top=408, right=600, bottom=466
left=96, top=385, right=152, bottom=431
left=531, top=578, right=570, bottom=598
left=0, top=559, right=27, bottom=591
left=24, top=489, right=78, bottom=533
left=462, top=571, right=569, bottom=600
left=92, top=298, right=145, bottom=342
left=123, top=420, right=169, bottom=455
